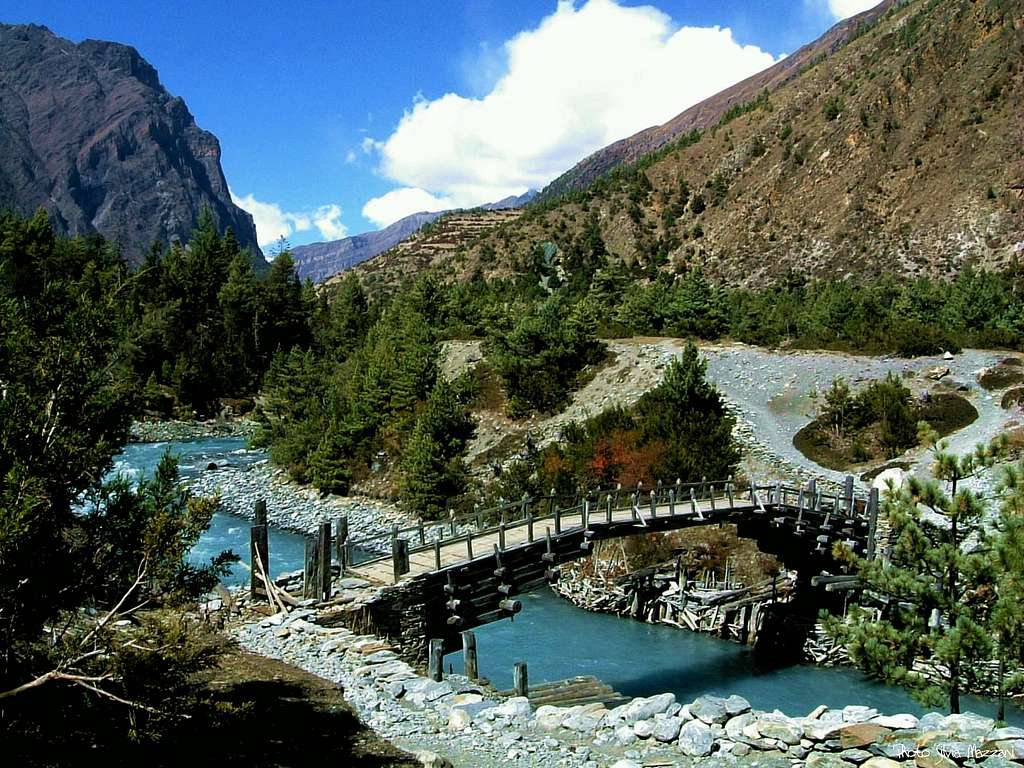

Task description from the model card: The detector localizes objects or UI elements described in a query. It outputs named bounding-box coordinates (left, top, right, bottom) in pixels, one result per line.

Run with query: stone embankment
left=217, top=588, right=1024, bottom=768
left=188, top=460, right=411, bottom=544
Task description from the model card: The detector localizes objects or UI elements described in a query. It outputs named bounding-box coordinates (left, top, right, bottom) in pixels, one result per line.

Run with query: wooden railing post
left=669, top=488, right=676, bottom=516
left=727, top=476, right=734, bottom=508
left=690, top=488, right=698, bottom=515
left=709, top=486, right=716, bottom=512
left=428, top=638, right=444, bottom=682
left=418, top=519, right=426, bottom=546
left=250, top=523, right=269, bottom=601
left=582, top=499, right=590, bottom=529
left=649, top=490, right=657, bottom=519
left=434, top=539, right=442, bottom=570
left=554, top=505, right=561, bottom=535
left=392, top=538, right=410, bottom=582
left=606, top=494, right=613, bottom=523
left=466, top=530, right=474, bottom=561
left=701, top=476, right=708, bottom=499
left=462, top=631, right=478, bottom=680
left=844, top=475, right=855, bottom=514
left=866, top=487, right=879, bottom=560
left=527, top=507, right=534, bottom=542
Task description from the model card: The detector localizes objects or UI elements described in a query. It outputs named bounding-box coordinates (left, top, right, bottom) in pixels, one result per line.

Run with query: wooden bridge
left=335, top=477, right=880, bottom=660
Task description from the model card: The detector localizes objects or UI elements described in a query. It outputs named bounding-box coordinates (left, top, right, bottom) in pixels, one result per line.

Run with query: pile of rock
left=130, top=419, right=257, bottom=442
left=232, top=600, right=1024, bottom=768
left=186, top=460, right=411, bottom=543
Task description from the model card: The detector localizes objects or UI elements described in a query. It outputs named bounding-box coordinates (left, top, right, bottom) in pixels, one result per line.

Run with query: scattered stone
left=838, top=723, right=892, bottom=748
left=725, top=694, right=752, bottom=716
left=757, top=713, right=804, bottom=745
left=870, top=713, right=918, bottom=730
left=414, top=751, right=454, bottom=768
left=652, top=716, right=683, bottom=743
left=690, top=694, right=730, bottom=725
left=914, top=752, right=958, bottom=768
left=678, top=718, right=714, bottom=757
left=861, top=758, right=902, bottom=768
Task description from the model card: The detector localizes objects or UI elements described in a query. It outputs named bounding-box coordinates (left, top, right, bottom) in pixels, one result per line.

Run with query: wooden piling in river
left=428, top=638, right=444, bottom=682
left=317, top=521, right=332, bottom=601
left=462, top=631, right=478, bottom=680
left=250, top=521, right=269, bottom=601
left=514, top=662, right=528, bottom=697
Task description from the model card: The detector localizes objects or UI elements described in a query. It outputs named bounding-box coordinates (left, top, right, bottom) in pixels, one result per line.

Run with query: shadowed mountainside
left=0, top=23, right=263, bottom=267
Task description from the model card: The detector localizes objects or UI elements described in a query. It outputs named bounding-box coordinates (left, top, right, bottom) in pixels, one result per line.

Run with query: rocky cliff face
left=0, top=24, right=262, bottom=267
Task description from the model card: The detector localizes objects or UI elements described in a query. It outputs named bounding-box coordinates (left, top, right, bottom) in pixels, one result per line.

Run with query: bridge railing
left=344, top=475, right=875, bottom=574
left=347, top=477, right=754, bottom=568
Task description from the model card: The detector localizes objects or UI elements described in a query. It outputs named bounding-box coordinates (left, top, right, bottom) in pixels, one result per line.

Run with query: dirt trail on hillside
left=441, top=339, right=1017, bottom=492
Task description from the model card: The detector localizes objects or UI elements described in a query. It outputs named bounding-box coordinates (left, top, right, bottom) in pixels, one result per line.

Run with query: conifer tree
left=824, top=428, right=1008, bottom=713
left=401, top=379, right=475, bottom=519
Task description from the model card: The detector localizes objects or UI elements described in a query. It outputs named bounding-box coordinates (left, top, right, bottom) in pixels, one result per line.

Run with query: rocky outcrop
left=0, top=24, right=262, bottom=267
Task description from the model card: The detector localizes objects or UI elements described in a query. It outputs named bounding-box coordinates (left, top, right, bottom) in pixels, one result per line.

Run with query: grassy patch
left=794, top=392, right=977, bottom=471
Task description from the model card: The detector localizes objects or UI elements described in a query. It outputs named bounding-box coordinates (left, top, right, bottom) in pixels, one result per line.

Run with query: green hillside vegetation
left=794, top=373, right=978, bottom=469
left=352, top=0, right=1022, bottom=292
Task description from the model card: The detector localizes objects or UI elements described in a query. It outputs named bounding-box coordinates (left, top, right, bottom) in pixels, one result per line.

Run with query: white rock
left=618, top=692, right=676, bottom=725
left=633, top=720, right=655, bottom=739
left=493, top=696, right=531, bottom=719
left=414, top=751, right=454, bottom=768
left=678, top=718, right=714, bottom=757
left=448, top=708, right=471, bottom=731
left=870, top=714, right=919, bottom=730
left=615, top=724, right=638, bottom=746
left=653, top=716, right=683, bottom=743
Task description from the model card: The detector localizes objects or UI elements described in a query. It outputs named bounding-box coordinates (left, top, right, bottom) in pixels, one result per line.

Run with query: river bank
left=130, top=417, right=259, bottom=442
left=223, top=589, right=1024, bottom=768
left=186, top=458, right=411, bottom=544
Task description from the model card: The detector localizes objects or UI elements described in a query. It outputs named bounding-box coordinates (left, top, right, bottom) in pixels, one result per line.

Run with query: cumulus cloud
left=232, top=192, right=347, bottom=247
left=817, top=0, right=880, bottom=20
left=312, top=204, right=348, bottom=240
left=362, top=0, right=781, bottom=217
left=361, top=187, right=454, bottom=228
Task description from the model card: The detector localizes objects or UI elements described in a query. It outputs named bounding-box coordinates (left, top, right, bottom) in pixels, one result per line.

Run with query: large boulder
left=690, top=694, right=730, bottom=725
left=678, top=718, right=714, bottom=757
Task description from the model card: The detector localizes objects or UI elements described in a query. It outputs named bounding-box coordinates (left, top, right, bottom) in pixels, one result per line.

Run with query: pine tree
left=824, top=428, right=1008, bottom=712
left=400, top=379, right=475, bottom=520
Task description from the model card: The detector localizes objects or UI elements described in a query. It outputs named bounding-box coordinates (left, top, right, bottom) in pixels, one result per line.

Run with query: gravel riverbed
left=186, top=460, right=412, bottom=546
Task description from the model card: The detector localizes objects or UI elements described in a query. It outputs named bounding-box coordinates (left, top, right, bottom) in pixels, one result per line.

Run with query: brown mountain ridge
left=353, top=0, right=1024, bottom=290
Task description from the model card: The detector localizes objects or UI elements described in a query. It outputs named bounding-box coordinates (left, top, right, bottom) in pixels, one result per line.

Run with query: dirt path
left=442, top=338, right=1017, bottom=492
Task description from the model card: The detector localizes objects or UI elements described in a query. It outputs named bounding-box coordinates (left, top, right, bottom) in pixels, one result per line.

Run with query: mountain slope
left=291, top=211, right=443, bottom=282
left=292, top=190, right=536, bottom=283
left=0, top=24, right=262, bottom=267
left=381, top=0, right=1023, bottom=287
left=537, top=1, right=901, bottom=201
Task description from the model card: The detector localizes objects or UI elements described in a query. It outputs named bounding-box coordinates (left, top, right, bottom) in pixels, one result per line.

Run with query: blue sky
left=2, top=0, right=877, bottom=247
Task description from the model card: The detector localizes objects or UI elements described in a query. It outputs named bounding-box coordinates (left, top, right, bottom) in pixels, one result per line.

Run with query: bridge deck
left=349, top=496, right=750, bottom=585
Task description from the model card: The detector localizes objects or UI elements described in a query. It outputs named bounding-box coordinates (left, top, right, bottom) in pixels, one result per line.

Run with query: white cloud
left=361, top=187, right=454, bottom=228
left=231, top=191, right=347, bottom=247
left=345, top=150, right=357, bottom=164
left=823, top=0, right=879, bottom=20
left=313, top=204, right=348, bottom=240
left=363, top=0, right=781, bottom=216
